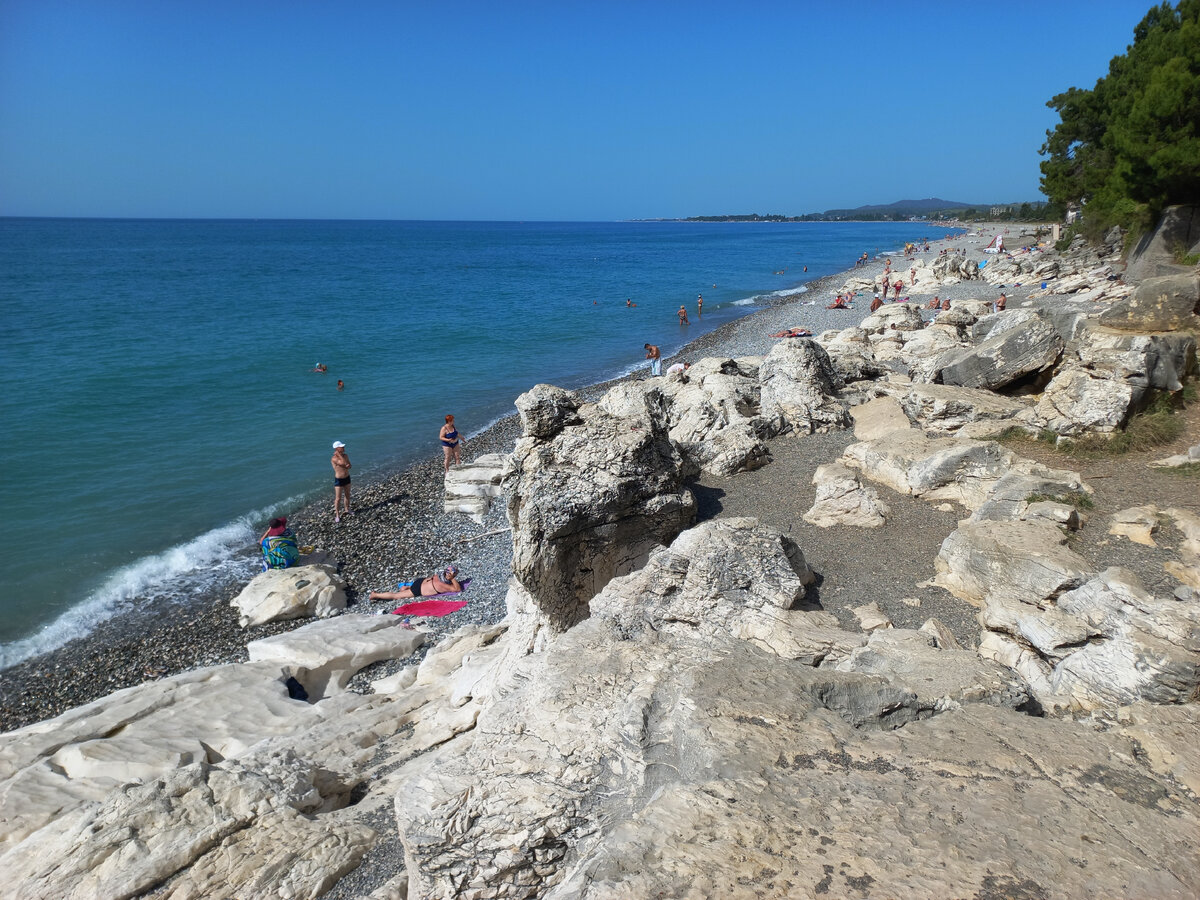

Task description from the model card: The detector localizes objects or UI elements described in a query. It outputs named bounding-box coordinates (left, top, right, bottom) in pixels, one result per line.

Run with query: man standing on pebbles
left=331, top=440, right=352, bottom=522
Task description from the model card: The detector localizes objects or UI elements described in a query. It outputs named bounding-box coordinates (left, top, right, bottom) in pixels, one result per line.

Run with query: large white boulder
left=230, top=564, right=346, bottom=628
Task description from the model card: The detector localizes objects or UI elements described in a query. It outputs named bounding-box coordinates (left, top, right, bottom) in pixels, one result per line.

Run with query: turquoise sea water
left=0, top=218, right=947, bottom=666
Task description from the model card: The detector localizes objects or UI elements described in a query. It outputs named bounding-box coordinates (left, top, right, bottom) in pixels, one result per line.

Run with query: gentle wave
left=0, top=495, right=303, bottom=670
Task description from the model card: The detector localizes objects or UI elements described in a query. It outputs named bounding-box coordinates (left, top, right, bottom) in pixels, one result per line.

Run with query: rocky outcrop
left=504, top=384, right=696, bottom=631
left=2, top=752, right=372, bottom=900
left=885, top=382, right=1031, bottom=435
left=392, top=517, right=1200, bottom=900
left=834, top=627, right=1033, bottom=711
left=653, top=357, right=772, bottom=476
left=247, top=614, right=427, bottom=700
left=230, top=563, right=347, bottom=628
left=979, top=568, right=1200, bottom=713
left=937, top=310, right=1064, bottom=390
left=444, top=453, right=507, bottom=523
left=1099, top=272, right=1200, bottom=333
left=929, top=249, right=980, bottom=283
left=803, top=462, right=889, bottom=528
left=1126, top=204, right=1200, bottom=282
left=758, top=338, right=850, bottom=434
left=588, top=518, right=861, bottom=666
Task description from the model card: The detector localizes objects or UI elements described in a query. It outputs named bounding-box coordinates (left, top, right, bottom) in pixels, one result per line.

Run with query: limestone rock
left=822, top=340, right=888, bottom=384
left=444, top=453, right=507, bottom=524
left=858, top=302, right=924, bottom=335
left=758, top=338, right=850, bottom=435
left=969, top=466, right=1090, bottom=527
left=230, top=564, right=346, bottom=628
left=588, top=518, right=862, bottom=666
left=1074, top=328, right=1197, bottom=394
left=842, top=431, right=1020, bottom=509
left=933, top=518, right=1093, bottom=609
left=1047, top=568, right=1200, bottom=709
left=247, top=613, right=426, bottom=701
left=1109, top=505, right=1161, bottom=546
left=394, top=615, right=1200, bottom=900
left=0, top=662, right=334, bottom=848
left=851, top=602, right=892, bottom=632
left=938, top=312, right=1064, bottom=391
left=834, top=628, right=1033, bottom=711
left=513, top=383, right=581, bottom=439
left=654, top=361, right=771, bottom=476
left=0, top=753, right=366, bottom=900
left=803, top=463, right=889, bottom=528
left=1126, top=204, right=1200, bottom=281
left=1152, top=443, right=1200, bottom=468
left=504, top=386, right=695, bottom=631
left=1099, top=272, right=1200, bottom=332
left=1117, top=701, right=1200, bottom=796
left=1034, top=364, right=1141, bottom=435
left=891, top=382, right=1029, bottom=434
left=849, top=396, right=913, bottom=440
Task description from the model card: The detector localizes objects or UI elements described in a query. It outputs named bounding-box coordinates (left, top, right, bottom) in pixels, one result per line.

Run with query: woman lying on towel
left=368, top=564, right=461, bottom=601
left=769, top=327, right=813, bottom=338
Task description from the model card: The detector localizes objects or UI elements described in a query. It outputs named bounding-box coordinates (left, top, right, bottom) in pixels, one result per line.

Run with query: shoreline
left=1, top=224, right=1010, bottom=731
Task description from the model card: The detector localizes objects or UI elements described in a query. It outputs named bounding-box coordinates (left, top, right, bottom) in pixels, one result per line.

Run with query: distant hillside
left=680, top=199, right=1052, bottom=223
left=840, top=198, right=978, bottom=213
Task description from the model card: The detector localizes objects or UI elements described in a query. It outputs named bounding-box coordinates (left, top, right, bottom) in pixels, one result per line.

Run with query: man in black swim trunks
left=331, top=440, right=352, bottom=523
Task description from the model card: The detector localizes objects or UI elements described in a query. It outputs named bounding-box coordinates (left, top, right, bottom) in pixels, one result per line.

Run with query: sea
left=0, top=218, right=951, bottom=668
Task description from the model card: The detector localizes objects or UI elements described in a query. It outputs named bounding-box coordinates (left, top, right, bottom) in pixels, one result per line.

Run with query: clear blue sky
left=0, top=0, right=1158, bottom=220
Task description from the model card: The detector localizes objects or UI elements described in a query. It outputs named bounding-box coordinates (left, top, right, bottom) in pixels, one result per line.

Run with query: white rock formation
left=230, top=563, right=346, bottom=628
left=803, top=462, right=889, bottom=528
left=444, top=452, right=507, bottom=523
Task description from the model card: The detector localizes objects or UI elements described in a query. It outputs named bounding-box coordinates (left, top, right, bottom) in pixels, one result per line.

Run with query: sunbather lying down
left=369, top=565, right=460, bottom=601
left=769, top=327, right=813, bottom=338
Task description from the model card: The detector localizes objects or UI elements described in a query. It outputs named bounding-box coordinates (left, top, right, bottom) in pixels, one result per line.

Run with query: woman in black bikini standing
left=439, top=414, right=463, bottom=473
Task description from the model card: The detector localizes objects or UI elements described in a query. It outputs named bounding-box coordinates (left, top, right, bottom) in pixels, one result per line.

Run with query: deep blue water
left=0, top=218, right=947, bottom=666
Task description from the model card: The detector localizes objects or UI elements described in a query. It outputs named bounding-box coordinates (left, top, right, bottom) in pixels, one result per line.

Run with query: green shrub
left=1025, top=491, right=1096, bottom=510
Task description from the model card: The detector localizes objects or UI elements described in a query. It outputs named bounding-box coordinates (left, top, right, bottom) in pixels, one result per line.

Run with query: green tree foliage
left=1040, top=0, right=1200, bottom=235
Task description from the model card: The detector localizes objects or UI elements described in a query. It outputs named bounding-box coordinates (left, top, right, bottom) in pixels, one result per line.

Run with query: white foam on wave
left=0, top=495, right=304, bottom=670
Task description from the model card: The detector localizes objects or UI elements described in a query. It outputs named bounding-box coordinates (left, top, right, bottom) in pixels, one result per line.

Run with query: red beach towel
left=390, top=599, right=468, bottom=618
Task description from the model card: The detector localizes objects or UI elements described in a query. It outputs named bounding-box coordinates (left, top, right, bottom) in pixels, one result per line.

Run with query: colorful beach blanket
left=390, top=599, right=468, bottom=618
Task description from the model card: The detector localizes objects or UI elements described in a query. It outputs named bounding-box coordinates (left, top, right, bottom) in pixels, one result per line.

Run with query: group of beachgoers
left=254, top=414, right=470, bottom=611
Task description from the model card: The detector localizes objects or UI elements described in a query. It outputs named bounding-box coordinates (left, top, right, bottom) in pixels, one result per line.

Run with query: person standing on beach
left=331, top=441, right=352, bottom=522
left=644, top=343, right=661, bottom=376
left=440, top=414, right=463, bottom=473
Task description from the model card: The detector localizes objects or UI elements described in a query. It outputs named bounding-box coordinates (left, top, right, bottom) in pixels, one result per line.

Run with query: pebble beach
left=0, top=224, right=1035, bottom=732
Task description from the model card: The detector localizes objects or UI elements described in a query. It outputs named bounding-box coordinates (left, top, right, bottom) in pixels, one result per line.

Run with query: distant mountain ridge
left=846, top=198, right=979, bottom=213
left=679, top=198, right=1046, bottom=223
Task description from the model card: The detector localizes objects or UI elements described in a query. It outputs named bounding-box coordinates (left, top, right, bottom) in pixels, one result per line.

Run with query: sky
left=0, top=0, right=1162, bottom=220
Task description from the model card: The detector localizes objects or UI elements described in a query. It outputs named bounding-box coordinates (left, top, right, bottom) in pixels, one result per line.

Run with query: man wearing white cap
left=331, top=441, right=352, bottom=523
